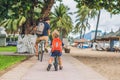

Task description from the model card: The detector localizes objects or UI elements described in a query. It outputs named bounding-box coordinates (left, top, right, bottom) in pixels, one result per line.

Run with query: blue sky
left=61, top=0, right=120, bottom=33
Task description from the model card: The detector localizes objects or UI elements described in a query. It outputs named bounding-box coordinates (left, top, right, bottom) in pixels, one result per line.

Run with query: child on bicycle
left=47, top=29, right=64, bottom=71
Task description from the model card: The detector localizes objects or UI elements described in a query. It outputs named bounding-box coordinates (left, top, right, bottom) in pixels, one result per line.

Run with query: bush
left=6, top=36, right=18, bottom=42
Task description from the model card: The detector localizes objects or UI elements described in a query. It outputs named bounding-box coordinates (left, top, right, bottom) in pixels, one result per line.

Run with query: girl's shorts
left=51, top=50, right=62, bottom=57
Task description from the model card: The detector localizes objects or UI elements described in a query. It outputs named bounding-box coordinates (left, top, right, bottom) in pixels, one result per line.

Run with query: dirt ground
left=70, top=47, right=120, bottom=80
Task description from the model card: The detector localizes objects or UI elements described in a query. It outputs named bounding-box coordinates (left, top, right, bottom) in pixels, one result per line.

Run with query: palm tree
left=0, top=16, right=26, bottom=41
left=0, top=16, right=26, bottom=34
left=73, top=5, right=98, bottom=39
left=50, top=3, right=73, bottom=39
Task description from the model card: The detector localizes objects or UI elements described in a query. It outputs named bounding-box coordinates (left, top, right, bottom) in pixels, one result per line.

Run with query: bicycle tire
left=38, top=41, right=45, bottom=62
left=54, top=56, right=58, bottom=71
left=38, top=44, right=41, bottom=60
left=40, top=51, right=44, bottom=62
left=38, top=50, right=40, bottom=60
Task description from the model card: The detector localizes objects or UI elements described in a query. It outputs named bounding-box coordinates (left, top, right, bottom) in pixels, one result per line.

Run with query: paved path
left=0, top=52, right=108, bottom=80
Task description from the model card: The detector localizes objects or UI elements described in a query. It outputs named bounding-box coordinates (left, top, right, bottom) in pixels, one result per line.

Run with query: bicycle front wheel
left=54, top=56, right=58, bottom=71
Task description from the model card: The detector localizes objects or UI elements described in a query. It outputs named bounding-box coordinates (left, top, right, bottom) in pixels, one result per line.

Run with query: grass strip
left=0, top=55, right=26, bottom=70
left=0, top=46, right=16, bottom=52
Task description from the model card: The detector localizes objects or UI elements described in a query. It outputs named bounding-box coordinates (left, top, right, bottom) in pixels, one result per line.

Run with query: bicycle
left=47, top=51, right=59, bottom=71
left=47, top=50, right=63, bottom=71
left=38, top=40, right=45, bottom=62
left=53, top=50, right=63, bottom=71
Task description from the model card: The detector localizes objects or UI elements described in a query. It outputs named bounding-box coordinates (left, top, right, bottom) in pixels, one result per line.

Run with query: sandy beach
left=70, top=47, right=120, bottom=80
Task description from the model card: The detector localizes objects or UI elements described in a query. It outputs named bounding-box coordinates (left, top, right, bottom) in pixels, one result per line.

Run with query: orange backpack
left=51, top=38, right=62, bottom=52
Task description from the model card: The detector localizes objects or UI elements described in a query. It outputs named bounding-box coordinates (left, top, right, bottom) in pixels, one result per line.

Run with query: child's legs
left=35, top=37, right=41, bottom=55
left=35, top=43, right=38, bottom=55
left=48, top=57, right=54, bottom=64
left=58, top=57, right=62, bottom=66
left=49, top=51, right=62, bottom=66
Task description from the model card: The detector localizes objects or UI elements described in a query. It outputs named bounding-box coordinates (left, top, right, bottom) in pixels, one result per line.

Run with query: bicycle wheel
left=38, top=49, right=40, bottom=60
left=38, top=41, right=45, bottom=62
left=38, top=44, right=41, bottom=60
left=54, top=56, right=58, bottom=71
left=40, top=51, right=44, bottom=62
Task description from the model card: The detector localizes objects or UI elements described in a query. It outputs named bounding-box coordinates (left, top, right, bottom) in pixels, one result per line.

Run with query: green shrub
left=6, top=36, right=18, bottom=42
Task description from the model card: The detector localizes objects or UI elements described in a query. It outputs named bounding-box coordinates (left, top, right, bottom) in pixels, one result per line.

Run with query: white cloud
left=98, top=10, right=120, bottom=32
left=62, top=0, right=77, bottom=10
left=87, top=10, right=120, bottom=33
left=59, top=0, right=120, bottom=33
left=62, top=0, right=77, bottom=23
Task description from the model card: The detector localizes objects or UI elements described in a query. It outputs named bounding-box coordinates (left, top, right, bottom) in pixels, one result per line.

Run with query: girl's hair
left=52, top=29, right=60, bottom=38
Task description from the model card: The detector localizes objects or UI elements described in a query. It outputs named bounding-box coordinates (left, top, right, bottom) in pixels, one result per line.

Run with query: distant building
left=84, top=30, right=103, bottom=40
left=0, top=27, right=7, bottom=46
left=91, top=30, right=102, bottom=40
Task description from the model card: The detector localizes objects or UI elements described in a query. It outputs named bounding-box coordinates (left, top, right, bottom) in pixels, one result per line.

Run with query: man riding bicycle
left=34, top=17, right=50, bottom=56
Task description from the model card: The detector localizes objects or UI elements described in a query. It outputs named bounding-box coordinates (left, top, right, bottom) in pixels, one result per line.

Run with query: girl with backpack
left=47, top=29, right=64, bottom=71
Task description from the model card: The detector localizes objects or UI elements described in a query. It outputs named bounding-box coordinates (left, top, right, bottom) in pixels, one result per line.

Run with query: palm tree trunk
left=80, top=32, right=82, bottom=39
left=83, top=31, right=85, bottom=38
left=25, top=19, right=31, bottom=34
left=80, top=29, right=82, bottom=39
left=94, top=10, right=101, bottom=42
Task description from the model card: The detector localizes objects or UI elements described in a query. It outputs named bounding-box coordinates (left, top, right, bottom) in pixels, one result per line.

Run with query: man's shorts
left=36, top=36, right=48, bottom=44
left=51, top=50, right=62, bottom=57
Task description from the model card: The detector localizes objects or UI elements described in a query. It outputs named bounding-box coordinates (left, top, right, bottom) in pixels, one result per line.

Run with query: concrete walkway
left=0, top=53, right=108, bottom=80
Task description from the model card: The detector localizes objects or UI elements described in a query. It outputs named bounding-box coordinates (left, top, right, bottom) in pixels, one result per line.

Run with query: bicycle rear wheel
left=40, top=51, right=44, bottom=62
left=38, top=41, right=45, bottom=62
left=38, top=50, right=41, bottom=60
left=40, top=41, right=45, bottom=62
left=38, top=50, right=43, bottom=62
